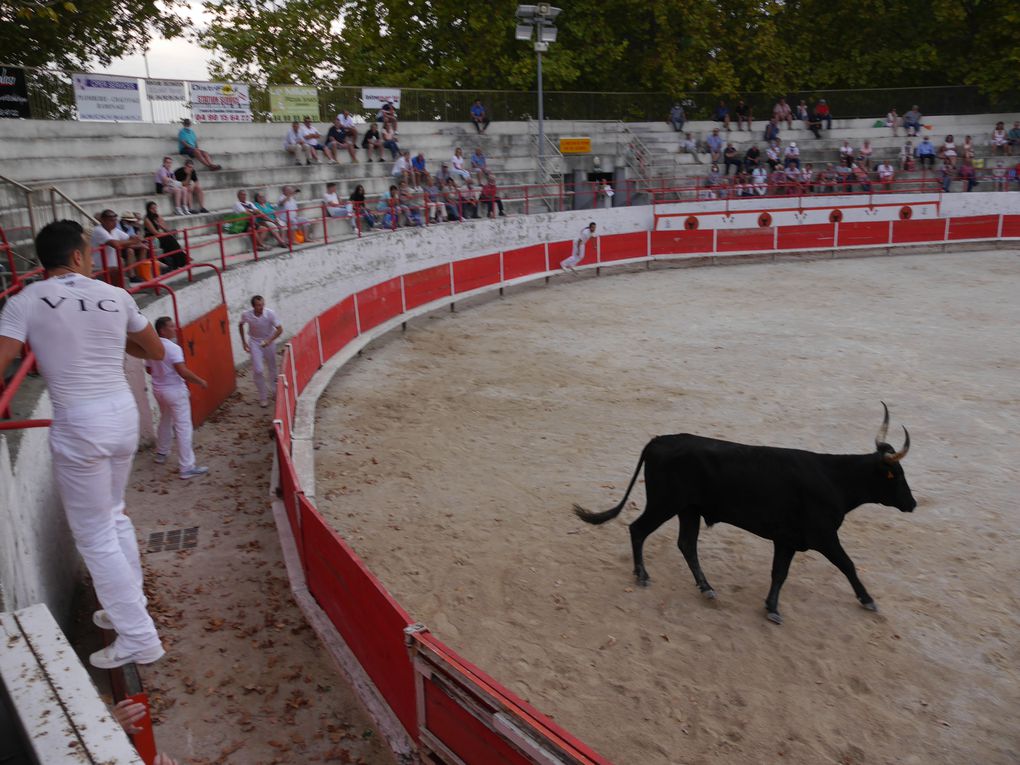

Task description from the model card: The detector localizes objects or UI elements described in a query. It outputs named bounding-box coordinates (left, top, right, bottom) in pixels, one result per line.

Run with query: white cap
left=790, top=142, right=797, bottom=147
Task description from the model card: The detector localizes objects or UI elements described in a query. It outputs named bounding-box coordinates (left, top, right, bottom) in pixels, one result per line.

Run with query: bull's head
left=874, top=402, right=916, bottom=512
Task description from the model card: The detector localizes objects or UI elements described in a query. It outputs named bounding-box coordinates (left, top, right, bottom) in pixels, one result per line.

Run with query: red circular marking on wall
left=829, top=209, right=843, bottom=223
left=758, top=212, right=772, bottom=228
left=684, top=215, right=699, bottom=230
left=899, top=206, right=913, bottom=220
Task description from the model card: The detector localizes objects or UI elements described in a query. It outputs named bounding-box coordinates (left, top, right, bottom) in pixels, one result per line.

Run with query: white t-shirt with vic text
left=0, top=273, right=147, bottom=411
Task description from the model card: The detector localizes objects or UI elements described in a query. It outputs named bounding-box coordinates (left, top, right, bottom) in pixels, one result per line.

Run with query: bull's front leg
left=765, top=543, right=796, bottom=624
left=817, top=537, right=876, bottom=611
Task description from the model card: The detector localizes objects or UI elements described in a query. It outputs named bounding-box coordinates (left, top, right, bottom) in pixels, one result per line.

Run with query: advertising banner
left=0, top=66, right=30, bottom=119
left=190, top=81, right=252, bottom=123
left=269, top=85, right=319, bottom=122
left=146, top=79, right=186, bottom=101
left=361, top=87, right=401, bottom=110
left=559, top=137, right=592, bottom=154
left=73, top=73, right=142, bottom=121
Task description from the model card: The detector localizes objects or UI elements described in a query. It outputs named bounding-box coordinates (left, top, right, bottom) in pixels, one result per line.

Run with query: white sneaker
left=90, top=641, right=164, bottom=669
left=153, top=452, right=167, bottom=464
left=180, top=466, right=209, bottom=480
left=93, top=610, right=114, bottom=630
left=174, top=206, right=185, bottom=216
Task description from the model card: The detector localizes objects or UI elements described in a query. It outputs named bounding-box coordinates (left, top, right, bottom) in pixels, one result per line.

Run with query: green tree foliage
left=197, top=0, right=1019, bottom=97
left=0, top=0, right=187, bottom=70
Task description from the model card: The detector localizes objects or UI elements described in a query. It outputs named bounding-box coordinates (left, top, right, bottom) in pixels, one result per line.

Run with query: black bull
left=573, top=405, right=915, bottom=624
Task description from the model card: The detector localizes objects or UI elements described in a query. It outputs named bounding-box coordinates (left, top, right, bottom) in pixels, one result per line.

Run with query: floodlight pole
left=536, top=45, right=544, bottom=170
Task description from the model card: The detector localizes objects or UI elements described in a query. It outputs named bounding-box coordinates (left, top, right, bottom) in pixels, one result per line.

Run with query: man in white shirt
left=238, top=295, right=283, bottom=408
left=148, top=316, right=209, bottom=479
left=91, top=209, right=145, bottom=287
left=392, top=150, right=411, bottom=184
left=876, top=161, right=895, bottom=190
left=559, top=221, right=597, bottom=273
left=233, top=190, right=286, bottom=249
left=298, top=116, right=334, bottom=163
left=323, top=181, right=347, bottom=218
left=283, top=121, right=309, bottom=166
left=337, top=110, right=359, bottom=144
left=0, top=220, right=166, bottom=669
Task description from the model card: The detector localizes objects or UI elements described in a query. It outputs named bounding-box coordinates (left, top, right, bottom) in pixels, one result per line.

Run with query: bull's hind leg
left=765, top=543, right=796, bottom=624
left=628, top=501, right=674, bottom=586
left=677, top=511, right=716, bottom=599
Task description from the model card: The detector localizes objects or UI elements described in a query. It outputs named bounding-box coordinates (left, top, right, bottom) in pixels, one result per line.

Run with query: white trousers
left=250, top=340, right=277, bottom=403
left=49, top=393, right=161, bottom=653
left=154, top=385, right=194, bottom=471
left=560, top=240, right=587, bottom=269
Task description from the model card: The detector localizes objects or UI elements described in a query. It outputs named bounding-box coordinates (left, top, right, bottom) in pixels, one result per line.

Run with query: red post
left=524, top=185, right=529, bottom=215
left=250, top=214, right=260, bottom=261
left=182, top=227, right=194, bottom=283
left=216, top=220, right=226, bottom=270
left=321, top=204, right=329, bottom=243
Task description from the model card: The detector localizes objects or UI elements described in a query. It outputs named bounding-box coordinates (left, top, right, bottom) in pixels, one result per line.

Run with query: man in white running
left=238, top=295, right=283, bottom=407
left=148, top=316, right=209, bottom=479
left=560, top=221, right=597, bottom=273
left=0, top=220, right=166, bottom=670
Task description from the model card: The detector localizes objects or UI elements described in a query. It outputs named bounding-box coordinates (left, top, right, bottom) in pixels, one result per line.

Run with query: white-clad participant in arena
left=560, top=221, right=597, bottom=273
left=0, top=220, right=166, bottom=669
left=148, top=316, right=209, bottom=479
left=238, top=295, right=283, bottom=408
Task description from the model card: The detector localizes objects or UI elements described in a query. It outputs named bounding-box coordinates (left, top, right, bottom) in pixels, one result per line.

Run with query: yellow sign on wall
left=559, top=137, right=592, bottom=154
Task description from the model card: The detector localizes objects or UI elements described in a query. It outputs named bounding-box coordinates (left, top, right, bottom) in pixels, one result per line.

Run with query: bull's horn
left=875, top=401, right=890, bottom=448
left=884, top=427, right=911, bottom=463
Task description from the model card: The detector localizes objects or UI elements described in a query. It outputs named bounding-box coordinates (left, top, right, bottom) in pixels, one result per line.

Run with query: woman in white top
left=992, top=122, right=1008, bottom=154
left=961, top=135, right=975, bottom=160
left=858, top=139, right=873, bottom=170
left=277, top=185, right=315, bottom=242
left=450, top=147, right=471, bottom=181
left=940, top=135, right=958, bottom=167
left=839, top=141, right=856, bottom=166
left=886, top=108, right=899, bottom=136
left=899, top=140, right=915, bottom=171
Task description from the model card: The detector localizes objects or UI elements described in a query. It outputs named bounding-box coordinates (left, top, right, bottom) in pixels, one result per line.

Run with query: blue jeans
left=384, top=139, right=399, bottom=159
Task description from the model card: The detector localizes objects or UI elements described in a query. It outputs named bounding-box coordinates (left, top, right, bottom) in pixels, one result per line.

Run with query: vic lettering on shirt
left=40, top=296, right=121, bottom=312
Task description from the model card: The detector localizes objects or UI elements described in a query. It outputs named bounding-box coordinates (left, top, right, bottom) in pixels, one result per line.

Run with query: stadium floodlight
left=515, top=4, right=561, bottom=173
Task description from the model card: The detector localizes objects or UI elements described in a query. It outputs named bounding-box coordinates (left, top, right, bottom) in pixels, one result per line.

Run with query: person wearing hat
left=173, top=159, right=209, bottom=214
left=177, top=119, right=221, bottom=170
left=783, top=141, right=800, bottom=170
left=92, top=210, right=145, bottom=285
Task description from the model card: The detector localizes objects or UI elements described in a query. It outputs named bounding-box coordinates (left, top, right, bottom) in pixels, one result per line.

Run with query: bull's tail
left=572, top=447, right=646, bottom=525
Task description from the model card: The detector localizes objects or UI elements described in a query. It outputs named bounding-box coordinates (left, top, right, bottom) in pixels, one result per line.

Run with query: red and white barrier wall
left=269, top=208, right=1019, bottom=763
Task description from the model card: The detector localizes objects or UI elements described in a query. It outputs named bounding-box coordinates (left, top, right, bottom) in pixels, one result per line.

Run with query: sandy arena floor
left=314, top=250, right=1019, bottom=765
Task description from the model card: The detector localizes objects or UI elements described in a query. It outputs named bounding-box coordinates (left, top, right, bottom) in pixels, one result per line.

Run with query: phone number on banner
left=194, top=114, right=254, bottom=122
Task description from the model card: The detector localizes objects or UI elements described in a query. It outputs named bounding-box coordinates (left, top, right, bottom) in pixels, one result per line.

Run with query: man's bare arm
left=173, top=362, right=207, bottom=388
left=126, top=324, right=164, bottom=360
left=0, top=335, right=25, bottom=380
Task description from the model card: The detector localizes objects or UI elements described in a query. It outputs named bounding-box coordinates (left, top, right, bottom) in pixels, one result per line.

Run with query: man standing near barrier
left=0, top=220, right=166, bottom=669
left=560, top=222, right=597, bottom=273
left=238, top=295, right=283, bottom=408
left=149, top=317, right=209, bottom=480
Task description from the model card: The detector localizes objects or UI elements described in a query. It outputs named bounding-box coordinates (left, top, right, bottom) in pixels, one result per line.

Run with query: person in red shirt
left=814, top=99, right=832, bottom=130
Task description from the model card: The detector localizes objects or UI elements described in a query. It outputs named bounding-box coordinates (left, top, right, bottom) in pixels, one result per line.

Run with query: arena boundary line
left=270, top=213, right=1018, bottom=764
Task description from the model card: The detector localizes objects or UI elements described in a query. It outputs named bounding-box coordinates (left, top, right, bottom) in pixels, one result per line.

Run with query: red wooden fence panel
left=281, top=347, right=297, bottom=421
left=291, top=322, right=321, bottom=393
left=598, top=232, right=646, bottom=263
left=357, top=277, right=403, bottom=333
left=1001, top=215, right=1020, bottom=238
left=302, top=506, right=418, bottom=740
left=318, top=296, right=358, bottom=361
left=502, top=245, right=547, bottom=280
left=716, top=227, right=775, bottom=253
left=777, top=223, right=836, bottom=250
left=836, top=221, right=890, bottom=247
left=403, top=264, right=453, bottom=310
left=547, top=240, right=575, bottom=268
left=650, top=229, right=713, bottom=256
left=947, top=215, right=999, bottom=241
left=453, top=253, right=501, bottom=293
left=277, top=437, right=302, bottom=561
left=892, top=218, right=946, bottom=244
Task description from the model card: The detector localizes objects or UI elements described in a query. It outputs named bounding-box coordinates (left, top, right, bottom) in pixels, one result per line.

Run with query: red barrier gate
left=598, top=232, right=646, bottom=263
left=179, top=303, right=236, bottom=427
left=453, top=253, right=501, bottom=293
left=502, top=245, right=547, bottom=280
left=650, top=229, right=713, bottom=256
left=357, top=277, right=404, bottom=332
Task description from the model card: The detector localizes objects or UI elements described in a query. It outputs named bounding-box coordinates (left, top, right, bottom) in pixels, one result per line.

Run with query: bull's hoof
left=766, top=611, right=783, bottom=625
left=636, top=577, right=651, bottom=588
left=861, top=600, right=879, bottom=612
left=701, top=588, right=717, bottom=600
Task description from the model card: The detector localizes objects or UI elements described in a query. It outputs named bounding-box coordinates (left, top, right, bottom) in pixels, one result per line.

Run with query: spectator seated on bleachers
left=991, top=161, right=1008, bottom=191
left=392, top=150, right=412, bottom=185
left=958, top=160, right=978, bottom=192
left=795, top=100, right=809, bottom=123
left=858, top=139, right=873, bottom=170
left=278, top=185, right=316, bottom=242
left=397, top=182, right=423, bottom=227
left=903, top=105, right=923, bottom=137
left=877, top=161, right=895, bottom=189
left=705, top=129, right=724, bottom=163
left=712, top=100, right=731, bottom=131
left=852, top=164, right=872, bottom=192
left=1007, top=121, right=1020, bottom=155
left=722, top=143, right=741, bottom=175
left=174, top=160, right=208, bottom=213
left=743, top=144, right=760, bottom=172
left=887, top=108, right=900, bottom=136
left=470, top=99, right=491, bottom=134
left=991, top=123, right=1009, bottom=155
left=751, top=165, right=768, bottom=195
left=252, top=191, right=287, bottom=240
left=765, top=140, right=781, bottom=170
left=679, top=132, right=700, bottom=162
left=915, top=136, right=936, bottom=168
left=422, top=174, right=446, bottom=223
left=377, top=102, right=398, bottom=132
left=479, top=173, right=506, bottom=218
left=783, top=141, right=800, bottom=169
left=361, top=122, right=384, bottom=162
left=961, top=135, right=976, bottom=161
left=839, top=140, right=855, bottom=166
left=381, top=123, right=400, bottom=159
left=900, top=139, right=916, bottom=171
left=668, top=102, right=685, bottom=133
left=299, top=116, right=335, bottom=164
left=764, top=118, right=780, bottom=143
left=814, top=98, right=832, bottom=130
left=470, top=148, right=487, bottom=182
left=284, top=121, right=310, bottom=166
left=801, top=163, right=815, bottom=192
left=411, top=152, right=427, bottom=189
left=450, top=147, right=471, bottom=181
left=322, top=182, right=348, bottom=218
left=154, top=156, right=189, bottom=215
left=773, top=98, right=793, bottom=130
left=143, top=201, right=186, bottom=270
left=177, top=118, right=221, bottom=170
left=234, top=189, right=287, bottom=248
left=92, top=209, right=143, bottom=285
left=348, top=184, right=377, bottom=229
left=326, top=118, right=358, bottom=163
left=460, top=178, right=480, bottom=219
left=734, top=99, right=752, bottom=131
left=938, top=135, right=958, bottom=168
left=337, top=110, right=360, bottom=143
left=442, top=177, right=461, bottom=221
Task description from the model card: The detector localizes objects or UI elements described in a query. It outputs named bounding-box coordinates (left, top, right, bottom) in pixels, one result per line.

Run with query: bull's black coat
left=574, top=406, right=915, bottom=623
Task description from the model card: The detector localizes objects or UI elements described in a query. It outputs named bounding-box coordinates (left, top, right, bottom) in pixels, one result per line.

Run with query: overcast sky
left=92, top=1, right=215, bottom=81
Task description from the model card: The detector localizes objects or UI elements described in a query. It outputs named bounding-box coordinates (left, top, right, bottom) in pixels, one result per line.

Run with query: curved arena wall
left=3, top=194, right=1019, bottom=761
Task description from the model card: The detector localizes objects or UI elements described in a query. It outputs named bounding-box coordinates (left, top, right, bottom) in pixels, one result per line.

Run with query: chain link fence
left=7, top=66, right=1020, bottom=124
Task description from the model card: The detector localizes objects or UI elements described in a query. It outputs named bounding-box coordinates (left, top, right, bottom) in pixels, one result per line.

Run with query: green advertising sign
left=268, top=85, right=319, bottom=122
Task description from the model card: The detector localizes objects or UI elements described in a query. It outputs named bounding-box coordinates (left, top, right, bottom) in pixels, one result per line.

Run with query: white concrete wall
left=1, top=193, right=1014, bottom=621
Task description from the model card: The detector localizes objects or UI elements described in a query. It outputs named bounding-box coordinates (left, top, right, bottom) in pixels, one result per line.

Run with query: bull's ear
left=883, top=426, right=910, bottom=463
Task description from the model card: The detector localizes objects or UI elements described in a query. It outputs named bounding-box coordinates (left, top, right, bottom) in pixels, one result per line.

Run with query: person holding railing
left=238, top=295, right=282, bottom=408
left=0, top=220, right=166, bottom=669
left=177, top=118, right=221, bottom=171
left=559, top=222, right=596, bottom=273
